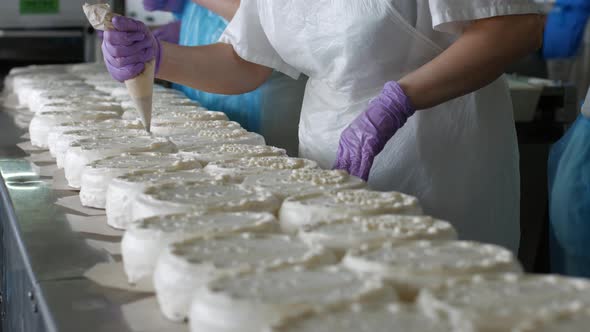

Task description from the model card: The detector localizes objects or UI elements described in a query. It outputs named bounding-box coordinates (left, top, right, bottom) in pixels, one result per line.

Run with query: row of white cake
left=7, top=62, right=590, bottom=332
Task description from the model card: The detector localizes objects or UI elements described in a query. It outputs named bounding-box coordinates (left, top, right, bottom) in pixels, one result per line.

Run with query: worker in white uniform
left=101, top=1, right=544, bottom=253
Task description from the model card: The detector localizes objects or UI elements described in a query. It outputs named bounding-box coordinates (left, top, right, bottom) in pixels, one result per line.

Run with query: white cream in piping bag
left=83, top=3, right=154, bottom=132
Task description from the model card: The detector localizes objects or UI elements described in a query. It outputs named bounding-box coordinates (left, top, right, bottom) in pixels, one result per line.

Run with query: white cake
left=79, top=152, right=202, bottom=209
left=417, top=274, right=590, bottom=332
left=243, top=170, right=366, bottom=205
left=63, top=136, right=177, bottom=188
left=37, top=100, right=123, bottom=114
left=170, top=129, right=266, bottom=150
left=106, top=169, right=227, bottom=229
left=121, top=108, right=226, bottom=122
left=270, top=303, right=452, bottom=332
left=344, top=241, right=523, bottom=300
left=54, top=128, right=149, bottom=168
left=204, top=156, right=318, bottom=181
left=132, top=181, right=281, bottom=221
left=48, top=120, right=146, bottom=166
left=182, top=144, right=287, bottom=165
left=278, top=188, right=421, bottom=232
left=122, top=212, right=278, bottom=284
left=150, top=120, right=241, bottom=136
left=298, top=215, right=457, bottom=254
left=189, top=267, right=395, bottom=332
left=155, top=233, right=337, bottom=321
left=29, top=110, right=121, bottom=148
left=514, top=305, right=590, bottom=332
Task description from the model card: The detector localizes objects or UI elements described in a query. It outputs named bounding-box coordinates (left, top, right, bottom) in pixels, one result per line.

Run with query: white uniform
left=219, top=0, right=540, bottom=253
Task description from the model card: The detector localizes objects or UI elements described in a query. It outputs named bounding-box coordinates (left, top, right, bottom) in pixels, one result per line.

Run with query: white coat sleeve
left=218, top=0, right=301, bottom=79
left=428, top=0, right=541, bottom=34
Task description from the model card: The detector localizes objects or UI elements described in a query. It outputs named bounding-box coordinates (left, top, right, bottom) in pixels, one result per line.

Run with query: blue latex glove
left=102, top=16, right=162, bottom=82
left=153, top=20, right=181, bottom=44
left=143, top=0, right=185, bottom=13
left=334, top=81, right=415, bottom=181
left=543, top=0, right=590, bottom=59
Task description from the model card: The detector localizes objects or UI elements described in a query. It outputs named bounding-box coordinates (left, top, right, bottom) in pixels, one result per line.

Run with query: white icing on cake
left=299, top=215, right=457, bottom=253
left=344, top=241, right=522, bottom=300
left=154, top=233, right=336, bottom=321
left=63, top=136, right=177, bottom=188
left=271, top=303, right=452, bottom=332
left=278, top=189, right=420, bottom=232
left=150, top=120, right=241, bottom=136
left=417, top=274, right=590, bottom=332
left=131, top=181, right=280, bottom=221
left=106, top=170, right=225, bottom=229
left=182, top=144, right=287, bottom=165
left=122, top=212, right=278, bottom=284
left=79, top=152, right=202, bottom=209
left=170, top=129, right=266, bottom=150
left=243, top=170, right=366, bottom=206
left=204, top=156, right=318, bottom=181
left=189, top=267, right=395, bottom=332
left=29, top=110, right=121, bottom=148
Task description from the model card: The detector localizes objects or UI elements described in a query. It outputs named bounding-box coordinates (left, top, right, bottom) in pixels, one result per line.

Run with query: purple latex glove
left=143, top=0, right=184, bottom=12
left=334, top=81, right=416, bottom=181
left=152, top=20, right=181, bottom=44
left=102, top=16, right=162, bottom=82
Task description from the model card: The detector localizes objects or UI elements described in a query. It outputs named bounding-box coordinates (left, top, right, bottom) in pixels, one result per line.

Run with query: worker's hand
left=153, top=21, right=181, bottom=44
left=143, top=0, right=185, bottom=13
left=102, top=16, right=162, bottom=82
left=334, top=81, right=415, bottom=181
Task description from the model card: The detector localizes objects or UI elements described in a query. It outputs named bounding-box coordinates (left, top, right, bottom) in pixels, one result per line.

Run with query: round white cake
left=182, top=144, right=287, bottom=165
left=189, top=267, right=395, bottom=332
left=271, top=303, right=452, bottom=332
left=298, top=215, right=457, bottom=253
left=204, top=156, right=318, bottom=181
left=131, top=181, right=281, bottom=221
left=170, top=129, right=266, bottom=150
left=155, top=233, right=337, bottom=321
left=417, top=274, right=590, bottom=332
left=343, top=241, right=523, bottom=300
left=79, top=152, right=202, bottom=209
left=122, top=211, right=278, bottom=284
left=47, top=119, right=144, bottom=161
left=150, top=120, right=241, bottom=136
left=52, top=127, right=148, bottom=168
left=37, top=100, right=123, bottom=114
left=243, top=169, right=366, bottom=204
left=105, top=169, right=226, bottom=229
left=278, top=189, right=419, bottom=232
left=29, top=110, right=121, bottom=148
left=63, top=136, right=177, bottom=188
left=122, top=108, right=227, bottom=122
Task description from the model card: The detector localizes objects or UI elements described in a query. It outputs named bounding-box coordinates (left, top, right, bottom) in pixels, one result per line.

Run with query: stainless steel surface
left=0, top=106, right=148, bottom=332
left=0, top=30, right=83, bottom=38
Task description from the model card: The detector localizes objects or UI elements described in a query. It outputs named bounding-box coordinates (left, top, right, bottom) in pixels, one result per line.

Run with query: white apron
left=226, top=0, right=522, bottom=252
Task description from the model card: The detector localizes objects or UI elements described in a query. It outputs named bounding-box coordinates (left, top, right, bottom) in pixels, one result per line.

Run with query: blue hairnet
left=543, top=0, right=590, bottom=59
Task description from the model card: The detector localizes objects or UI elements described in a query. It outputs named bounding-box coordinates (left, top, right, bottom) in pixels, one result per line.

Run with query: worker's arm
left=191, top=0, right=239, bottom=20
left=399, top=14, right=544, bottom=110
left=335, top=14, right=544, bottom=180
left=157, top=41, right=273, bottom=94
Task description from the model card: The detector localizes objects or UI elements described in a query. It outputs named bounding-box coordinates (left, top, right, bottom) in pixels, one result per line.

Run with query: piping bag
left=83, top=3, right=154, bottom=133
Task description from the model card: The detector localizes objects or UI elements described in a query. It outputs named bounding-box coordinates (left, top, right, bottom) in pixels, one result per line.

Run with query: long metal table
left=0, top=106, right=179, bottom=332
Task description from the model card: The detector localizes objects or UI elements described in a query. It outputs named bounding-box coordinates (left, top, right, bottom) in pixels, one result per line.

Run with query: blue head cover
left=543, top=0, right=590, bottom=59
